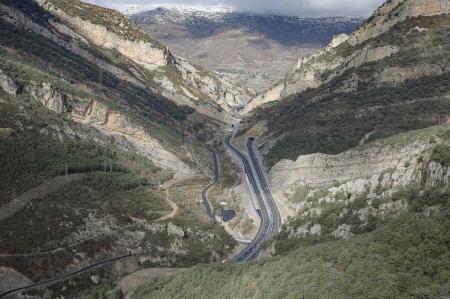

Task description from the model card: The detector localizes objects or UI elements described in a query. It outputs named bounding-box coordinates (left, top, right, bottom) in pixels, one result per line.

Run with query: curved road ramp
left=200, top=149, right=220, bottom=222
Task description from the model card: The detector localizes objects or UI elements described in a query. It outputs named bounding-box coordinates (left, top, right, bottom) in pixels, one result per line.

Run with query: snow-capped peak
left=122, top=4, right=233, bottom=16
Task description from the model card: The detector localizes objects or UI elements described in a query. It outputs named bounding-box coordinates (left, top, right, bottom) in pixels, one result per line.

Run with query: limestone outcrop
left=22, top=81, right=195, bottom=176
left=0, top=69, right=17, bottom=96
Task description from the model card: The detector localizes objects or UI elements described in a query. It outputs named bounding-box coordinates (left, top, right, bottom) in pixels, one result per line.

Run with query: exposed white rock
left=90, top=275, right=101, bottom=285
left=167, top=223, right=185, bottom=238
left=269, top=127, right=450, bottom=223
left=310, top=224, right=321, bottom=236
left=271, top=141, right=428, bottom=194
left=332, top=224, right=353, bottom=240
left=0, top=69, right=17, bottom=96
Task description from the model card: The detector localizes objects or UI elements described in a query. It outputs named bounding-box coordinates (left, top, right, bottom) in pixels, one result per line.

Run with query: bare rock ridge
left=245, top=0, right=450, bottom=112
left=7, top=0, right=251, bottom=119
left=349, top=0, right=449, bottom=45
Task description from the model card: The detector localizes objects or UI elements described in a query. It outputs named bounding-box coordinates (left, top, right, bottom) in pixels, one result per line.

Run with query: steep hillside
left=133, top=180, right=450, bottom=298
left=0, top=0, right=240, bottom=296
left=132, top=7, right=362, bottom=90
left=241, top=0, right=449, bottom=167
left=134, top=184, right=450, bottom=298
left=246, top=0, right=449, bottom=111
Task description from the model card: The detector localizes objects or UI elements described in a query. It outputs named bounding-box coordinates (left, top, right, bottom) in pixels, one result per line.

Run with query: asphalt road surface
left=247, top=138, right=281, bottom=237
left=201, top=148, right=220, bottom=222
left=225, top=136, right=280, bottom=262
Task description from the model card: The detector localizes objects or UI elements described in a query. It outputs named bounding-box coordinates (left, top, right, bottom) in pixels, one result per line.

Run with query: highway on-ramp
left=201, top=148, right=220, bottom=222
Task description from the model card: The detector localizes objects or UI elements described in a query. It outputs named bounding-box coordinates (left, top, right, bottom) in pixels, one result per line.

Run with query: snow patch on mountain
left=122, top=4, right=233, bottom=16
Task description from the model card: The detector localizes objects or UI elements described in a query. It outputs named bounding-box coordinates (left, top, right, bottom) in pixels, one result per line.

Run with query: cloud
left=85, top=0, right=385, bottom=17
left=228, top=0, right=385, bottom=17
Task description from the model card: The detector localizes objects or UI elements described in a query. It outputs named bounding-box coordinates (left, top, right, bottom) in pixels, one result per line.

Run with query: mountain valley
left=131, top=7, right=363, bottom=90
left=0, top=0, right=449, bottom=298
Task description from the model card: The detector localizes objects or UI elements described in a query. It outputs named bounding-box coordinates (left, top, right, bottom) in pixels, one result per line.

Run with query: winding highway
left=247, top=138, right=281, bottom=238
left=225, top=135, right=280, bottom=262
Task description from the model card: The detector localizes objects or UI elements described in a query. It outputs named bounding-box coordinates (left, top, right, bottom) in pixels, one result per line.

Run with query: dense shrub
left=430, top=144, right=450, bottom=167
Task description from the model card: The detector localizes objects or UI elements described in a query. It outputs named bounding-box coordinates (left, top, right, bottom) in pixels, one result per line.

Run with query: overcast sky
left=85, top=0, right=385, bottom=17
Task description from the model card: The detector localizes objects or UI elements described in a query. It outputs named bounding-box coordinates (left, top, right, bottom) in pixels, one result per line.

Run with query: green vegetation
left=0, top=132, right=170, bottom=197
left=430, top=144, right=450, bottom=167
left=166, top=187, right=236, bottom=261
left=69, top=284, right=122, bottom=299
left=132, top=185, right=450, bottom=299
left=290, top=185, right=311, bottom=202
left=257, top=71, right=450, bottom=167
left=336, top=15, right=450, bottom=58
left=240, top=15, right=450, bottom=168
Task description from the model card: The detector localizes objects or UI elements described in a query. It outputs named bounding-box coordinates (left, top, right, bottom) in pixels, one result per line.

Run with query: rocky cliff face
left=244, top=34, right=349, bottom=112
left=23, top=81, right=195, bottom=176
left=349, top=0, right=449, bottom=45
left=269, top=126, right=450, bottom=239
left=245, top=0, right=450, bottom=113
left=0, top=0, right=254, bottom=177
left=0, top=69, right=17, bottom=96
left=37, top=0, right=169, bottom=69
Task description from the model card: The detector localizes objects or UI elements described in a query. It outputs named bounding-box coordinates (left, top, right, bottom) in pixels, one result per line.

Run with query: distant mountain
left=132, top=8, right=363, bottom=90
left=121, top=4, right=232, bottom=16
